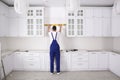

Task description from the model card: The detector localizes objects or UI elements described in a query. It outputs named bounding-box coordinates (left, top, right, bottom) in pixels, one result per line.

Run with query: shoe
left=50, top=73, right=54, bottom=75
left=57, top=72, right=60, bottom=75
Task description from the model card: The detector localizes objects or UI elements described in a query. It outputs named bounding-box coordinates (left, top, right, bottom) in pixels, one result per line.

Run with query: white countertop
left=1, top=49, right=120, bottom=58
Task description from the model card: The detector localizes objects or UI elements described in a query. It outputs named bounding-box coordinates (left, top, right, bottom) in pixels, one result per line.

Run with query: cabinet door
left=71, top=52, right=88, bottom=70
left=0, top=14, right=8, bottom=37
left=89, top=52, right=98, bottom=70
left=23, top=52, right=41, bottom=71
left=8, top=18, right=19, bottom=37
left=112, top=17, right=120, bottom=37
left=43, top=53, right=50, bottom=71
left=35, top=18, right=44, bottom=37
left=102, top=18, right=111, bottom=37
left=76, top=18, right=84, bottom=36
left=13, top=52, right=24, bottom=70
left=27, top=7, right=44, bottom=37
left=93, top=8, right=102, bottom=18
left=109, top=53, right=120, bottom=77
left=98, top=52, right=109, bottom=69
left=61, top=53, right=71, bottom=71
left=84, top=8, right=93, bottom=18
left=18, top=18, right=27, bottom=37
left=2, top=54, right=13, bottom=76
left=84, top=18, right=93, bottom=36
left=102, top=8, right=111, bottom=18
left=93, top=18, right=102, bottom=37
left=66, top=18, right=76, bottom=37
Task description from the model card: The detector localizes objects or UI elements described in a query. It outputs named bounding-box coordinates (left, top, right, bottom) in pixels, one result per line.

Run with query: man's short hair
left=52, top=26, right=56, bottom=31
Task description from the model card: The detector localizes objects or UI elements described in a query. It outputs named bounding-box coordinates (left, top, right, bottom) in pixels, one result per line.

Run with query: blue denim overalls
left=50, top=32, right=60, bottom=73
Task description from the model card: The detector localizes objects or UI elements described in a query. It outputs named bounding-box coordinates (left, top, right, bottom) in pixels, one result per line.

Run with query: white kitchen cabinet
left=89, top=52, right=98, bottom=70
left=23, top=52, right=41, bottom=71
left=84, top=18, right=94, bottom=36
left=2, top=54, right=13, bottom=76
left=71, top=52, right=88, bottom=71
left=66, top=9, right=85, bottom=37
left=27, top=7, right=44, bottom=37
left=13, top=52, right=24, bottom=70
left=102, top=8, right=112, bottom=18
left=0, top=2, right=8, bottom=37
left=66, top=11, right=76, bottom=37
left=84, top=7, right=93, bottom=18
left=8, top=7, right=27, bottom=37
left=43, top=53, right=50, bottom=71
left=98, top=52, right=109, bottom=70
left=93, top=18, right=102, bottom=37
left=109, top=52, right=120, bottom=77
left=66, top=7, right=112, bottom=37
left=102, top=18, right=111, bottom=37
left=112, top=9, right=120, bottom=37
left=8, top=18, right=19, bottom=37
left=61, top=52, right=71, bottom=71
left=93, top=8, right=102, bottom=18
left=18, top=18, right=27, bottom=37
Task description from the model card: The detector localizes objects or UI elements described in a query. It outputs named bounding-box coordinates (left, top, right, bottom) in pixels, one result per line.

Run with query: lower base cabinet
left=1, top=54, right=14, bottom=79
left=2, top=51, right=120, bottom=78
left=109, top=52, right=120, bottom=77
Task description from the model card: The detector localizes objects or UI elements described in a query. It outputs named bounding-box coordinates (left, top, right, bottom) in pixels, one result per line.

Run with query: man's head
left=52, top=26, right=57, bottom=31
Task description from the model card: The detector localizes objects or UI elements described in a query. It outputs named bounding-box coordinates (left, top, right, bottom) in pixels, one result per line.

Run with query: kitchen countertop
left=1, top=50, right=18, bottom=58
left=1, top=49, right=120, bottom=58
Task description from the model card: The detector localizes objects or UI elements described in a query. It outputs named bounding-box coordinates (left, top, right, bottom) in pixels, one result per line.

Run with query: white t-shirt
left=48, top=31, right=60, bottom=45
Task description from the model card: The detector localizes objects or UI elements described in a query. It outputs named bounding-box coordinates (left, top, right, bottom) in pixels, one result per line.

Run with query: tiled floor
left=5, top=71, right=120, bottom=80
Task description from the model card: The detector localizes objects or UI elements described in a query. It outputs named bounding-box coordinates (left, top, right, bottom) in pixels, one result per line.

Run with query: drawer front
left=24, top=57, right=40, bottom=62
left=72, top=62, right=88, bottom=69
left=24, top=61, right=40, bottom=70
left=24, top=53, right=40, bottom=57
left=71, top=53, right=88, bottom=56
left=72, top=58, right=88, bottom=62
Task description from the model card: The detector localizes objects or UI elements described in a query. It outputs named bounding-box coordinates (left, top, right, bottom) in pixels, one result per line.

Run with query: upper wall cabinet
left=66, top=9, right=85, bottom=37
left=27, top=7, right=44, bottom=37
left=66, top=7, right=112, bottom=37
left=7, top=7, right=44, bottom=37
left=0, top=2, right=8, bottom=37
left=66, top=11, right=76, bottom=37
left=112, top=8, right=120, bottom=37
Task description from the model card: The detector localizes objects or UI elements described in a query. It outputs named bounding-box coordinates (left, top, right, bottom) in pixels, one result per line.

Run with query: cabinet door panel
left=13, top=53, right=24, bottom=70
left=8, top=18, right=19, bottom=37
left=93, top=8, right=102, bottom=18
left=93, top=18, right=102, bottom=36
left=102, top=18, right=111, bottom=37
left=84, top=18, right=93, bottom=36
left=98, top=53, right=109, bottom=69
left=89, top=53, right=98, bottom=69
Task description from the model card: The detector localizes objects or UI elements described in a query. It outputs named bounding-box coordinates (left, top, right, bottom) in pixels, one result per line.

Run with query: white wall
left=0, top=38, right=8, bottom=51
left=6, top=37, right=113, bottom=51
left=44, top=7, right=66, bottom=24
left=6, top=27, right=113, bottom=51
left=113, top=37, right=120, bottom=51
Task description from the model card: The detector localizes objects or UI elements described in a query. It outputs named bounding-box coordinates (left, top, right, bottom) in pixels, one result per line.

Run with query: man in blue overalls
left=48, top=25, right=62, bottom=74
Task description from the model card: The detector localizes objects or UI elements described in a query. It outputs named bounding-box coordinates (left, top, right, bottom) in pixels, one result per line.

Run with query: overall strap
left=51, top=32, right=57, bottom=40
left=55, top=32, right=57, bottom=40
left=51, top=32, right=54, bottom=40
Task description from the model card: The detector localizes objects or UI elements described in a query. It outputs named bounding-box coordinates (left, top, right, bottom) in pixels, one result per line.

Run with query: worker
left=48, top=24, right=62, bottom=74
